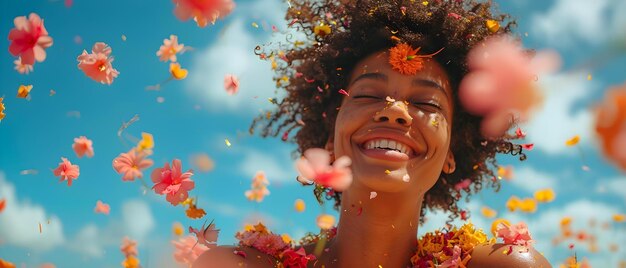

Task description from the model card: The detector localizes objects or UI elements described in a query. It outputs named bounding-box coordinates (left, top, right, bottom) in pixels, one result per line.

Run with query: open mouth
left=359, top=138, right=415, bottom=161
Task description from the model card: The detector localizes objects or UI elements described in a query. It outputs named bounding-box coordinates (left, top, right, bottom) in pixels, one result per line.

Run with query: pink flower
left=14, top=58, right=33, bottom=74
left=252, top=233, right=289, bottom=256
left=459, top=35, right=560, bottom=138
left=94, top=200, right=110, bottom=215
left=120, top=237, right=138, bottom=257
left=172, top=235, right=209, bottom=265
left=281, top=247, right=316, bottom=268
left=72, top=136, right=94, bottom=158
left=53, top=157, right=80, bottom=186
left=189, top=221, right=220, bottom=248
left=496, top=221, right=534, bottom=247
left=8, top=13, right=53, bottom=65
left=156, top=35, right=185, bottom=62
left=113, top=149, right=154, bottom=181
left=224, top=74, right=239, bottom=95
left=151, top=159, right=195, bottom=206
left=77, top=42, right=120, bottom=85
left=295, top=148, right=353, bottom=191
left=172, top=0, right=236, bottom=28
left=453, top=178, right=471, bottom=191
left=438, top=245, right=462, bottom=268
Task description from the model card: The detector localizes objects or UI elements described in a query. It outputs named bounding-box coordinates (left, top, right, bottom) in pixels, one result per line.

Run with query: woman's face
left=332, top=50, right=455, bottom=195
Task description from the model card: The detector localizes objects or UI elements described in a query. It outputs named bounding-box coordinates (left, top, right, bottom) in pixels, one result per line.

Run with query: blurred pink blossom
left=53, top=157, right=80, bottom=186
left=156, top=35, right=185, bottom=62
left=72, top=136, right=94, bottom=158
left=8, top=13, right=53, bottom=65
left=189, top=221, right=219, bottom=248
left=120, top=237, right=138, bottom=257
left=172, top=0, right=235, bottom=28
left=77, top=42, right=120, bottom=85
left=224, top=74, right=239, bottom=95
left=94, top=200, right=110, bottom=215
left=172, top=235, right=209, bottom=265
left=151, top=159, right=195, bottom=206
left=295, top=148, right=352, bottom=191
left=496, top=221, right=534, bottom=247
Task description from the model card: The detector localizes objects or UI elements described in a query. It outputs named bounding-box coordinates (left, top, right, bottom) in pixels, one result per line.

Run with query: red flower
left=281, top=247, right=315, bottom=268
left=8, top=13, right=53, bottom=65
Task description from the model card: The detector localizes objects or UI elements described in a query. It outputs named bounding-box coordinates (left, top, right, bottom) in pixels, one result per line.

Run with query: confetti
left=225, top=139, right=231, bottom=147
left=384, top=169, right=391, bottom=174
left=485, top=19, right=500, bottom=33
left=369, top=191, right=377, bottom=199
left=117, top=114, right=140, bottom=137
left=294, top=199, right=305, bottom=212
left=252, top=22, right=259, bottom=28
left=317, top=214, right=335, bottom=230
left=17, top=84, right=33, bottom=98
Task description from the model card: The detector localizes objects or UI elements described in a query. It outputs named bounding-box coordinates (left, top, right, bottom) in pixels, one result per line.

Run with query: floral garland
left=236, top=222, right=532, bottom=268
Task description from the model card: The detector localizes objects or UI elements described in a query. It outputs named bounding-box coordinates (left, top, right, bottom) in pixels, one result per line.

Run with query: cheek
left=412, top=111, right=451, bottom=155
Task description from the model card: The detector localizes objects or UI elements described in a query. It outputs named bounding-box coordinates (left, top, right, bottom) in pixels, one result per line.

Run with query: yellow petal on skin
left=169, top=63, right=188, bottom=80
left=317, top=214, right=335, bottom=230
left=17, top=85, right=33, bottom=98
left=491, top=218, right=511, bottom=237
left=565, top=135, right=580, bottom=146
left=294, top=199, right=306, bottom=212
left=486, top=19, right=500, bottom=33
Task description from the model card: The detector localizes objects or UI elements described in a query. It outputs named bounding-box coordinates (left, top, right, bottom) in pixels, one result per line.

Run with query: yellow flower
left=281, top=233, right=292, bottom=244
left=490, top=218, right=511, bottom=237
left=613, top=214, right=626, bottom=222
left=317, top=214, right=335, bottom=230
left=172, top=222, right=184, bottom=236
left=122, top=255, right=140, bottom=268
left=294, top=199, right=306, bottom=212
left=486, top=20, right=500, bottom=33
left=313, top=24, right=331, bottom=37
left=481, top=206, right=497, bottom=218
left=17, top=85, right=33, bottom=98
left=0, top=97, right=5, bottom=120
left=169, top=63, right=188, bottom=80
left=534, top=188, right=556, bottom=203
left=519, top=198, right=538, bottom=213
left=136, top=132, right=154, bottom=154
left=505, top=196, right=521, bottom=212
left=565, top=135, right=580, bottom=146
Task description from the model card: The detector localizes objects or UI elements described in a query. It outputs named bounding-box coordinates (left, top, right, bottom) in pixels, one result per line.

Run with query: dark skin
left=192, top=51, right=552, bottom=267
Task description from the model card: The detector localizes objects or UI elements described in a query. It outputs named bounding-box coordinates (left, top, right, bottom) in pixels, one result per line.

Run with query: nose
left=373, top=101, right=413, bottom=126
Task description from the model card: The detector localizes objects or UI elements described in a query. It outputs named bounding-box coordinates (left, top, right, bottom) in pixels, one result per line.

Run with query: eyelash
left=353, top=95, right=442, bottom=110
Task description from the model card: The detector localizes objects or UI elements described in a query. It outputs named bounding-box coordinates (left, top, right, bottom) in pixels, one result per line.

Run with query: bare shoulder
left=467, top=243, right=552, bottom=268
left=192, top=245, right=277, bottom=268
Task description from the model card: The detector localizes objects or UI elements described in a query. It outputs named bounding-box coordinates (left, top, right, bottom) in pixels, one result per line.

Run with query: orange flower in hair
left=388, top=43, right=444, bottom=75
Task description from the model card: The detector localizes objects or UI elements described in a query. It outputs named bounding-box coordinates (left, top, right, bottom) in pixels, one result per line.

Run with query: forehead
left=348, top=51, right=452, bottom=94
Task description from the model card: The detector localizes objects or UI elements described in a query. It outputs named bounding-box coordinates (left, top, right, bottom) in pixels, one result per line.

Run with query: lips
left=355, top=129, right=425, bottom=161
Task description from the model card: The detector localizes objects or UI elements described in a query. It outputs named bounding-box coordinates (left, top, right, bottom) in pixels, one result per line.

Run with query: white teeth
left=363, top=139, right=412, bottom=156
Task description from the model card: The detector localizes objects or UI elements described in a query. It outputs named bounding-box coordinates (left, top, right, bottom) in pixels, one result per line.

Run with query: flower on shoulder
left=280, top=247, right=316, bottom=268
left=496, top=221, right=534, bottom=248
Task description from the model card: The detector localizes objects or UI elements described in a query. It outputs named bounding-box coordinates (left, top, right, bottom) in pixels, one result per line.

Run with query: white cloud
left=521, top=72, right=596, bottom=154
left=531, top=0, right=611, bottom=46
left=505, top=166, right=557, bottom=193
left=601, top=177, right=626, bottom=202
left=68, top=199, right=155, bottom=258
left=187, top=0, right=292, bottom=114
left=238, top=148, right=296, bottom=183
left=0, top=172, right=65, bottom=251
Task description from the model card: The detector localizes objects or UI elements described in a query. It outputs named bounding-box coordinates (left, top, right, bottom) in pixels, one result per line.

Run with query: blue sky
left=1, top=0, right=625, bottom=267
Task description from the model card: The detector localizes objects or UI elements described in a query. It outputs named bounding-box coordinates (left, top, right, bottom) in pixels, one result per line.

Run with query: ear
left=324, top=133, right=335, bottom=162
left=442, top=150, right=456, bottom=174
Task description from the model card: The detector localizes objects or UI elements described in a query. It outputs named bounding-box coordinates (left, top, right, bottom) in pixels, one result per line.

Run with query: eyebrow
left=350, top=72, right=448, bottom=98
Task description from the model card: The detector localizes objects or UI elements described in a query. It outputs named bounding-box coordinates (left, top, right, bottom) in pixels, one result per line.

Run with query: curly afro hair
left=250, top=0, right=527, bottom=223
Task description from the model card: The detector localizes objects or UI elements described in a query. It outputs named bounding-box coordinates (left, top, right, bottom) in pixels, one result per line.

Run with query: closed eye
left=412, top=101, right=442, bottom=110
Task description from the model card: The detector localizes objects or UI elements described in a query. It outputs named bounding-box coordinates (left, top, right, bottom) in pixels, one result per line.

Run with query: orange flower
left=519, top=198, right=537, bottom=213
left=294, top=199, right=306, bottom=212
left=173, top=222, right=184, bottom=236
left=388, top=43, right=443, bottom=75
left=17, top=84, right=33, bottom=98
left=534, top=188, right=556, bottom=203
left=185, top=203, right=206, bottom=219
left=595, top=83, right=626, bottom=171
left=505, top=196, right=521, bottom=212
left=565, top=135, right=580, bottom=146
left=481, top=206, right=497, bottom=218
left=0, top=98, right=5, bottom=120
left=170, top=63, right=188, bottom=80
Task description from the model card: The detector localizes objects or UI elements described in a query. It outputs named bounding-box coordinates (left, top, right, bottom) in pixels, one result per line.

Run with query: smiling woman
left=194, top=0, right=549, bottom=267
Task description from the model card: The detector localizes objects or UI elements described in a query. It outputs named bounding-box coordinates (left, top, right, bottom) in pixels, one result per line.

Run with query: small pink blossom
left=94, top=200, right=110, bottom=215
left=496, top=221, right=534, bottom=247
left=172, top=235, right=209, bottom=265
left=281, top=247, right=316, bottom=268
left=189, top=220, right=220, bottom=248
left=172, top=0, right=236, bottom=28
left=224, top=74, right=239, bottom=95
left=438, top=245, right=462, bottom=268
left=453, top=178, right=471, bottom=191
left=151, top=159, right=195, bottom=206
left=113, top=149, right=154, bottom=181
left=14, top=58, right=33, bottom=74
left=252, top=233, right=289, bottom=256
left=8, top=13, right=53, bottom=65
left=77, top=42, right=120, bottom=85
left=295, top=148, right=352, bottom=191
left=120, top=237, right=138, bottom=257
left=156, top=35, right=185, bottom=62
left=53, top=157, right=80, bottom=186
left=72, top=136, right=94, bottom=158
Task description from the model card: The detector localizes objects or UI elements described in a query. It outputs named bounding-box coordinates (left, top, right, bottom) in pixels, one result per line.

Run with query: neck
left=317, top=182, right=423, bottom=268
